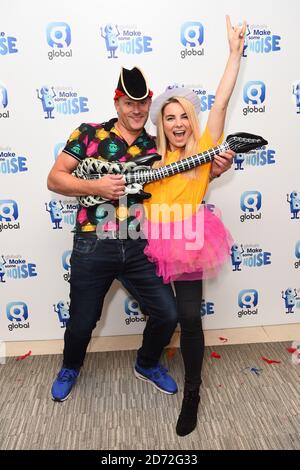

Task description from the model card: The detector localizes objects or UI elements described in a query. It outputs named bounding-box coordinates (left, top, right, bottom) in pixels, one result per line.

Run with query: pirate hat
left=115, top=66, right=152, bottom=100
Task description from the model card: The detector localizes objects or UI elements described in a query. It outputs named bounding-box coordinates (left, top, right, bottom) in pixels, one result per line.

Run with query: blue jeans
left=63, top=233, right=177, bottom=369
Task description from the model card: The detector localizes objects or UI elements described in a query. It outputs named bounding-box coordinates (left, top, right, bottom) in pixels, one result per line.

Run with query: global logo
left=180, top=22, right=204, bottom=59
left=53, top=300, right=70, bottom=328
left=0, top=83, right=9, bottom=119
left=231, top=243, right=271, bottom=271
left=100, top=23, right=152, bottom=59
left=287, top=191, right=300, bottom=220
left=282, top=288, right=300, bottom=314
left=36, top=86, right=89, bottom=118
left=234, top=146, right=276, bottom=170
left=62, top=250, right=71, bottom=282
left=0, top=199, right=20, bottom=231
left=243, top=81, right=266, bottom=116
left=0, top=31, right=18, bottom=55
left=124, top=296, right=146, bottom=326
left=242, top=24, right=281, bottom=57
left=6, top=301, right=30, bottom=332
left=45, top=199, right=79, bottom=229
left=46, top=22, right=72, bottom=60
left=54, top=142, right=65, bottom=160
left=294, top=241, right=300, bottom=269
left=240, top=191, right=262, bottom=222
left=0, top=148, right=28, bottom=174
left=293, top=82, right=300, bottom=114
left=238, top=289, right=258, bottom=318
left=0, top=254, right=37, bottom=282
left=0, top=199, right=18, bottom=221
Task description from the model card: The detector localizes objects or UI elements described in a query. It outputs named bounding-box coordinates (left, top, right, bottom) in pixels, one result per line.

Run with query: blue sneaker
left=51, top=367, right=79, bottom=402
left=134, top=363, right=177, bottom=395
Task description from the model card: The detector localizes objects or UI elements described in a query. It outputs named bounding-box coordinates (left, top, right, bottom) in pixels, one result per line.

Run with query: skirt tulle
left=143, top=206, right=233, bottom=283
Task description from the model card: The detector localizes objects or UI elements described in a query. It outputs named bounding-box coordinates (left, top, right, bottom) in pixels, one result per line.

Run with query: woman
left=143, top=16, right=246, bottom=436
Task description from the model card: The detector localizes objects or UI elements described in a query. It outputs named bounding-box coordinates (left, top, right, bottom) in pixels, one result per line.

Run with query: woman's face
left=162, top=102, right=192, bottom=151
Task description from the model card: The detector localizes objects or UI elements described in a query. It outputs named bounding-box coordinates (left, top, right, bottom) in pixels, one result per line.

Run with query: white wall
left=1, top=0, right=300, bottom=345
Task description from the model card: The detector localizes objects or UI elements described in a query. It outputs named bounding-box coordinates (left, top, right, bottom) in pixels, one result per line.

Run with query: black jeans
left=63, top=233, right=177, bottom=370
left=174, top=280, right=204, bottom=391
left=120, top=276, right=204, bottom=391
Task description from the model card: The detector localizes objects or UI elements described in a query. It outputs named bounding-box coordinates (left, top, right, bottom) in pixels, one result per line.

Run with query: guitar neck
left=126, top=141, right=230, bottom=184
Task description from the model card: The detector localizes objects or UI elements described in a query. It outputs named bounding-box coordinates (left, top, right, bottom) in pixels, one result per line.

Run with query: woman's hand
left=209, top=149, right=235, bottom=180
left=226, top=15, right=246, bottom=56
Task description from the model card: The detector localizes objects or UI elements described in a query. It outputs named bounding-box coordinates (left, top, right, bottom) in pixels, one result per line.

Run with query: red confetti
left=261, top=356, right=281, bottom=364
left=16, top=350, right=32, bottom=361
left=166, top=348, right=176, bottom=359
left=287, top=347, right=297, bottom=354
left=219, top=336, right=228, bottom=343
left=211, top=352, right=221, bottom=359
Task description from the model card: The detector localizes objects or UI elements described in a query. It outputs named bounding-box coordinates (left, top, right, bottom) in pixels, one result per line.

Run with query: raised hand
left=226, top=15, right=246, bottom=56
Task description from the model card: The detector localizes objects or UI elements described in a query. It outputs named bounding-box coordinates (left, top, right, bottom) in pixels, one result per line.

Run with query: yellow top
left=143, top=127, right=223, bottom=222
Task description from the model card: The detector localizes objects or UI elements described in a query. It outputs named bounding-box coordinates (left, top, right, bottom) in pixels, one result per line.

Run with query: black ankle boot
left=176, top=390, right=200, bottom=437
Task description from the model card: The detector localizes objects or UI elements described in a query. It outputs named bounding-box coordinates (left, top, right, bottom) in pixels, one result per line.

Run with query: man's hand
left=97, top=174, right=126, bottom=200
left=209, top=149, right=235, bottom=180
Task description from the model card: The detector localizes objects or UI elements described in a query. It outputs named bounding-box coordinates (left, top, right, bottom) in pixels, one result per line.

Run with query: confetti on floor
left=16, top=351, right=32, bottom=361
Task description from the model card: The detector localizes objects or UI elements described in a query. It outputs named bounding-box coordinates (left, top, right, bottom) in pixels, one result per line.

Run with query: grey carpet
left=0, top=341, right=299, bottom=450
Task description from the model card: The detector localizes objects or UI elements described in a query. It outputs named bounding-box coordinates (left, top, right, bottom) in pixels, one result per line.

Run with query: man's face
left=115, top=96, right=151, bottom=132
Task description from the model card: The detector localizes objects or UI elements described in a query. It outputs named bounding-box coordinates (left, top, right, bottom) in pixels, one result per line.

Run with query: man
left=48, top=67, right=179, bottom=402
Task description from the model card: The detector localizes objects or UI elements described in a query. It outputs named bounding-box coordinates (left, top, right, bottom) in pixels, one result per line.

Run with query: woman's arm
left=207, top=15, right=246, bottom=144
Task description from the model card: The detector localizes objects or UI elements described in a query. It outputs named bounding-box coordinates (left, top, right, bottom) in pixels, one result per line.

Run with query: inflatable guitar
left=73, top=132, right=268, bottom=207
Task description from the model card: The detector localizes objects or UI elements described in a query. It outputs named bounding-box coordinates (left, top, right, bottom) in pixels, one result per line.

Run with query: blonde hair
left=155, top=96, right=201, bottom=179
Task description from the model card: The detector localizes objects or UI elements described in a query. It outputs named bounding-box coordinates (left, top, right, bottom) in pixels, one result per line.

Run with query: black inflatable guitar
left=73, top=132, right=268, bottom=207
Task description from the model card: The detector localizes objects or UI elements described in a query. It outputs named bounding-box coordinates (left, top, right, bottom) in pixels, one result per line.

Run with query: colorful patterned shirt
left=63, top=119, right=157, bottom=233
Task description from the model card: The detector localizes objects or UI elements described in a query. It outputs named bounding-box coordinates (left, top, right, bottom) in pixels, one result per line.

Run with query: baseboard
left=2, top=324, right=300, bottom=358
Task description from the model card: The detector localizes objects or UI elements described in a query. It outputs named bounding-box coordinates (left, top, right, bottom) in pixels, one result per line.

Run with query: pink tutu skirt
left=143, top=206, right=233, bottom=283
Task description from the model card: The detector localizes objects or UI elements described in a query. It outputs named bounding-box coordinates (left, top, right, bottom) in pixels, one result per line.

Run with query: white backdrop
left=1, top=0, right=300, bottom=343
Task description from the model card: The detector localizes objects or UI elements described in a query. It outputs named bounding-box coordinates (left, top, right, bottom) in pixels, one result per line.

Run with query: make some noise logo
left=180, top=22, right=204, bottom=59
left=0, top=83, right=9, bottom=119
left=242, top=80, right=266, bottom=116
left=124, top=297, right=146, bottom=326
left=230, top=243, right=271, bottom=271
left=282, top=288, right=300, bottom=314
left=100, top=23, right=152, bottom=58
left=0, top=200, right=20, bottom=232
left=36, top=86, right=89, bottom=119
left=0, top=147, right=28, bottom=174
left=6, top=301, right=30, bottom=332
left=242, top=24, right=281, bottom=57
left=0, top=31, right=18, bottom=56
left=0, top=254, right=37, bottom=283
left=287, top=191, right=300, bottom=220
left=238, top=289, right=259, bottom=319
left=167, top=84, right=215, bottom=112
left=234, top=145, right=276, bottom=170
left=53, top=300, right=70, bottom=327
left=201, top=299, right=215, bottom=316
left=240, top=191, right=262, bottom=222
left=45, top=199, right=79, bottom=229
left=62, top=250, right=71, bottom=282
left=46, top=22, right=72, bottom=60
